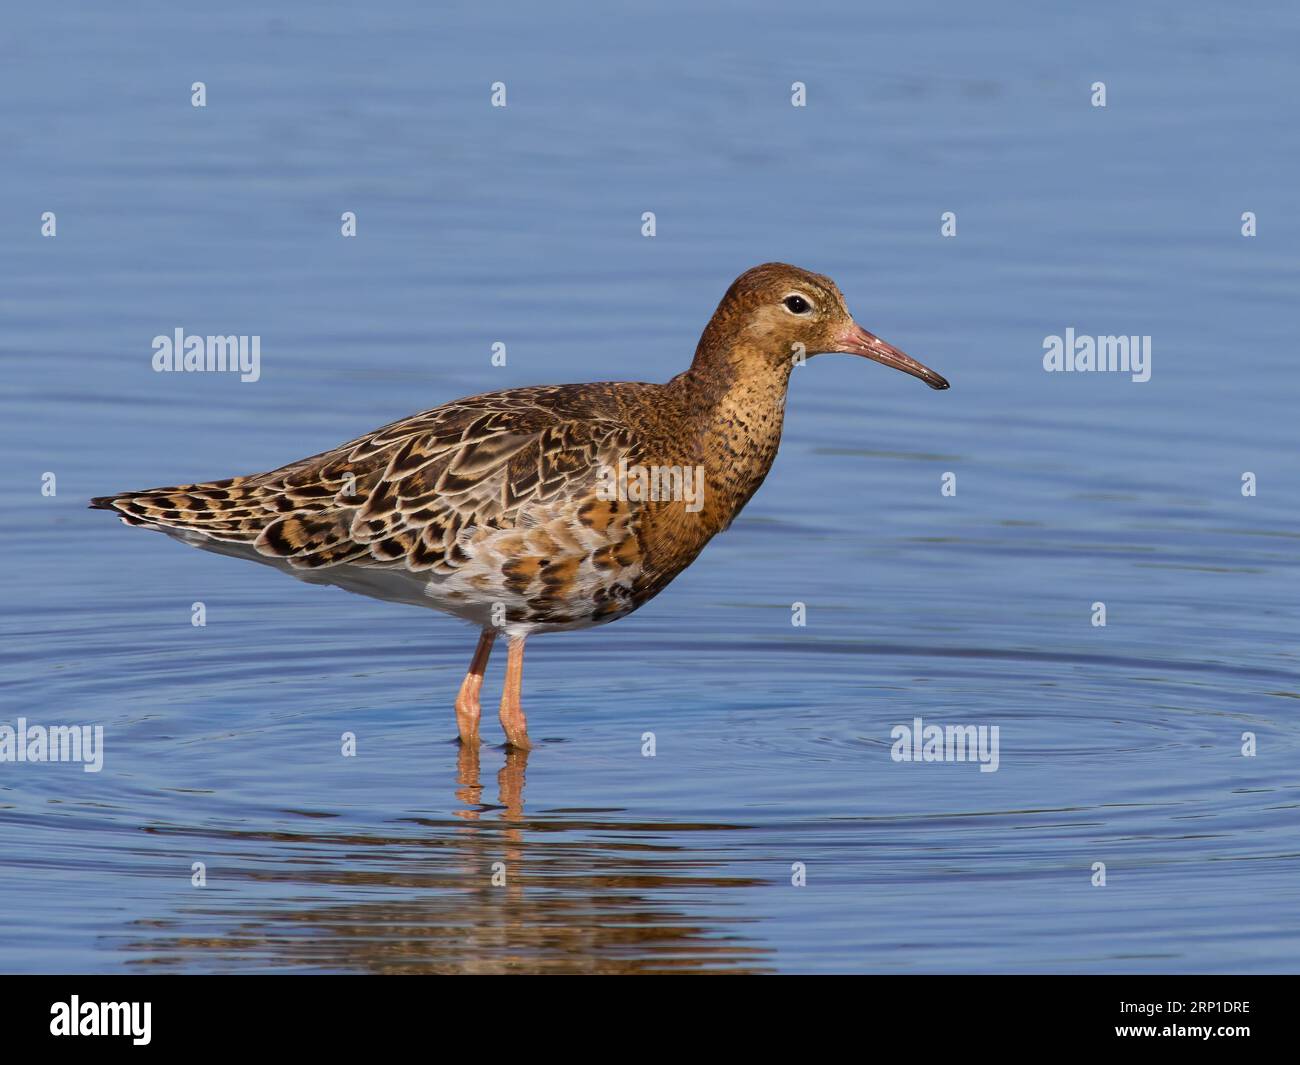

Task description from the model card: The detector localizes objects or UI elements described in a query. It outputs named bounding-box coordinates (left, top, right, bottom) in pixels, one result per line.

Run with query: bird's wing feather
left=90, top=386, right=647, bottom=574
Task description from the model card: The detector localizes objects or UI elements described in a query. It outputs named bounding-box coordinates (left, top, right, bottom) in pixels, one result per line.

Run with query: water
left=2, top=1, right=1299, bottom=973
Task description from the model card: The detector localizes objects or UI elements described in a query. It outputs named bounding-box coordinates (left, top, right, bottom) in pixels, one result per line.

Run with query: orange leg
left=498, top=636, right=531, bottom=750
left=454, top=628, right=496, bottom=745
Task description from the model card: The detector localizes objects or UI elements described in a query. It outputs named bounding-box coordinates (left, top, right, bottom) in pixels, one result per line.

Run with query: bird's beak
left=836, top=322, right=949, bottom=390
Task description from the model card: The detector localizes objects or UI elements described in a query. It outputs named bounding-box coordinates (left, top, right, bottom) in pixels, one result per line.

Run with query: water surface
left=2, top=1, right=1298, bottom=973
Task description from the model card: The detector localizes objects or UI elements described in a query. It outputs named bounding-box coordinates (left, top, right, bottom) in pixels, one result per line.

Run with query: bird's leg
left=498, top=636, right=531, bottom=750
left=454, top=628, right=496, bottom=745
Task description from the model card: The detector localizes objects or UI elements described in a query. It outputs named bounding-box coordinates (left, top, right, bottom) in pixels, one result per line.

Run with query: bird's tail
left=88, top=478, right=262, bottom=537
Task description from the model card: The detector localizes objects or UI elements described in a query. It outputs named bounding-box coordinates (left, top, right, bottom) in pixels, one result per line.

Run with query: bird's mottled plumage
left=94, top=384, right=673, bottom=633
left=92, top=263, right=948, bottom=746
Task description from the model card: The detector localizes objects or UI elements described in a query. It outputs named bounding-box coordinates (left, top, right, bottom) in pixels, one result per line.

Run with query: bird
left=91, top=263, right=949, bottom=750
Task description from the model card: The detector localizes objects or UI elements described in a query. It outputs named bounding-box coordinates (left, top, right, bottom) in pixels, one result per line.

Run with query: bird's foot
left=454, top=685, right=483, bottom=745
left=498, top=706, right=532, bottom=751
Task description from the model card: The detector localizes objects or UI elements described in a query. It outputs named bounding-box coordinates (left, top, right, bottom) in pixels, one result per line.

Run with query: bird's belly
left=170, top=512, right=651, bottom=637
left=428, top=523, right=648, bottom=636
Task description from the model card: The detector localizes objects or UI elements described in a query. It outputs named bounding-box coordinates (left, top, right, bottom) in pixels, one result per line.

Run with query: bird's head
left=695, top=262, right=949, bottom=390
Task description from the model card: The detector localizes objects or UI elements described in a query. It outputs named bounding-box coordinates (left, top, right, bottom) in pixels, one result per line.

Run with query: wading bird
left=92, top=263, right=949, bottom=749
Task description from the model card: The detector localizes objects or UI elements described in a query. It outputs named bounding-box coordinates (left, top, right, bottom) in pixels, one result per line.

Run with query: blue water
left=2, top=1, right=1298, bottom=973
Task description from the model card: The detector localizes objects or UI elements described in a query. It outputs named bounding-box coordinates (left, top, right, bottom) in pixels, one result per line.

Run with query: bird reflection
left=121, top=745, right=771, bottom=973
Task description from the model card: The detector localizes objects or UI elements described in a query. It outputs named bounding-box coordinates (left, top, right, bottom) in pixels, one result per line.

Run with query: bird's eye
left=783, top=295, right=811, bottom=315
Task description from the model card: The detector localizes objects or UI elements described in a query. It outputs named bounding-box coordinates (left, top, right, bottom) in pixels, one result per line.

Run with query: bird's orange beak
left=837, top=322, right=949, bottom=390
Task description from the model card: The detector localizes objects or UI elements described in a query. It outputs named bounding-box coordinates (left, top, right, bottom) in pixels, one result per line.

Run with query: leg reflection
left=498, top=747, right=528, bottom=823
left=453, top=743, right=528, bottom=826
left=498, top=747, right=529, bottom=902
left=454, top=741, right=483, bottom=819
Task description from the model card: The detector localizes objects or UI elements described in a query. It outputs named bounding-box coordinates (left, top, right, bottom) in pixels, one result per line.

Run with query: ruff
left=92, top=263, right=949, bottom=748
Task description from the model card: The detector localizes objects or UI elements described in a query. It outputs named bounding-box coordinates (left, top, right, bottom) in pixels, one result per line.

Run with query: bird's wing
left=90, top=387, right=646, bottom=573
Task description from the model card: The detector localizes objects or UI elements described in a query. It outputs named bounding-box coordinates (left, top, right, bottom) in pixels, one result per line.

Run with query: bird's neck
left=668, top=341, right=794, bottom=532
